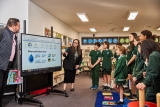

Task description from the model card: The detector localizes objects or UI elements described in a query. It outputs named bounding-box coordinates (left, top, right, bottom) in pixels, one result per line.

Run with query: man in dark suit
left=0, top=18, right=20, bottom=107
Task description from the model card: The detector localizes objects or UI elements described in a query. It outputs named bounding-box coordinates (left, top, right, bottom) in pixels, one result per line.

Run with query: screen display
left=21, top=33, right=61, bottom=76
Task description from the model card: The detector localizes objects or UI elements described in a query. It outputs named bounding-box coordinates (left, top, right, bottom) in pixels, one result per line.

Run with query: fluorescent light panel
left=90, top=28, right=96, bottom=32
left=157, top=27, right=160, bottom=30
left=123, top=27, right=130, bottom=31
left=128, top=11, right=138, bottom=20
left=76, top=13, right=89, bottom=22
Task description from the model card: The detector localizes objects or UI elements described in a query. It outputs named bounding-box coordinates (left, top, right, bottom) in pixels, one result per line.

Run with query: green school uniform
left=143, top=51, right=160, bottom=103
left=132, top=52, right=145, bottom=82
left=132, top=52, right=145, bottom=99
left=114, top=55, right=128, bottom=86
left=102, top=49, right=113, bottom=75
left=126, top=46, right=137, bottom=74
left=89, top=50, right=102, bottom=86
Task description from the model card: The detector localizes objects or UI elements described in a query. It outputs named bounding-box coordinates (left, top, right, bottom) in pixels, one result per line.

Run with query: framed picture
left=68, top=37, right=73, bottom=43
left=55, top=32, right=62, bottom=38
left=155, top=36, right=160, bottom=43
left=63, top=35, right=67, bottom=46
left=44, top=27, right=51, bottom=37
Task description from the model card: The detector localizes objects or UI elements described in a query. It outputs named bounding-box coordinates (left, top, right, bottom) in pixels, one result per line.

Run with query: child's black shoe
left=116, top=101, right=124, bottom=104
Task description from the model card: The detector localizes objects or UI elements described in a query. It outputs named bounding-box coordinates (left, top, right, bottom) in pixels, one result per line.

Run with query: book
left=123, top=93, right=130, bottom=96
left=7, top=70, right=21, bottom=85
left=102, top=92, right=112, bottom=96
left=104, top=96, right=113, bottom=100
left=102, top=101, right=116, bottom=105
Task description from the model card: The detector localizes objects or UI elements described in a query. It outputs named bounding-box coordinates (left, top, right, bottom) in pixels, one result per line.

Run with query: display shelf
left=53, top=68, right=64, bottom=86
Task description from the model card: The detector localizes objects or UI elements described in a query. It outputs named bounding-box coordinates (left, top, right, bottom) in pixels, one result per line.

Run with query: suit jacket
left=0, top=27, right=17, bottom=71
left=63, top=47, right=82, bottom=71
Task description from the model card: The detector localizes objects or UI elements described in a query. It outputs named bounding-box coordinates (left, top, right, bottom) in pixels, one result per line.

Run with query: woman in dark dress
left=63, top=39, right=82, bottom=92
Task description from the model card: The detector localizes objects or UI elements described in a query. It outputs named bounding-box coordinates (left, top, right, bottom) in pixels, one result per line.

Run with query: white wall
left=0, top=0, right=29, bottom=33
left=79, top=31, right=160, bottom=49
left=28, top=1, right=78, bottom=39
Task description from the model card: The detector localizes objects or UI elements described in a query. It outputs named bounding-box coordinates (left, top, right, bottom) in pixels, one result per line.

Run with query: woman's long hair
left=71, top=39, right=81, bottom=56
left=141, top=39, right=160, bottom=59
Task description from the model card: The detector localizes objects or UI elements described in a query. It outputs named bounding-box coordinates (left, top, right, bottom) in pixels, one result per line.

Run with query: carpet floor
left=3, top=72, right=104, bottom=107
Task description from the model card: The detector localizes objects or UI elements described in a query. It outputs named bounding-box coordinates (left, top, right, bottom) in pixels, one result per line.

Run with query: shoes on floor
left=132, top=94, right=137, bottom=98
left=90, top=86, right=94, bottom=89
left=94, top=85, right=98, bottom=90
left=70, top=88, right=76, bottom=91
left=128, top=94, right=134, bottom=99
left=115, top=101, right=124, bottom=104
left=103, top=86, right=109, bottom=90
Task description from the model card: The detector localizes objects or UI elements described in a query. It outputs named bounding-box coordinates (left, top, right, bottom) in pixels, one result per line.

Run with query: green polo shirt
left=102, top=49, right=113, bottom=70
left=127, top=46, right=137, bottom=71
left=89, top=50, right=102, bottom=70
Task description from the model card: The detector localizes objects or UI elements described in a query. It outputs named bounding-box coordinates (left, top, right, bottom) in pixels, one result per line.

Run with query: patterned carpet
left=95, top=91, right=131, bottom=107
left=4, top=72, right=104, bottom=107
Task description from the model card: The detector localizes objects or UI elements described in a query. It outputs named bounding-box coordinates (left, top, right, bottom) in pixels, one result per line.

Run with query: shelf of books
left=53, top=67, right=64, bottom=86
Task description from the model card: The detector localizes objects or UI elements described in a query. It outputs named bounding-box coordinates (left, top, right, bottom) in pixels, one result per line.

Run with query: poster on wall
left=63, top=35, right=67, bottom=46
left=119, top=37, right=130, bottom=44
left=44, top=27, right=51, bottom=37
left=155, top=36, right=160, bottom=43
left=68, top=37, right=73, bottom=42
left=81, top=37, right=118, bottom=45
left=55, top=32, right=62, bottom=38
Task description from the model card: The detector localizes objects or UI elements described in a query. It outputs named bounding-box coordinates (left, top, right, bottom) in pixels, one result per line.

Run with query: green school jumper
left=132, top=52, right=145, bottom=99
left=132, top=52, right=145, bottom=82
left=114, top=55, right=128, bottom=86
left=143, top=51, right=160, bottom=103
left=89, top=50, right=102, bottom=86
left=126, top=46, right=137, bottom=74
left=102, top=49, right=113, bottom=75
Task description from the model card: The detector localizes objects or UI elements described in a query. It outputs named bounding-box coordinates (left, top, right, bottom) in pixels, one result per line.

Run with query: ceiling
left=31, top=0, right=160, bottom=33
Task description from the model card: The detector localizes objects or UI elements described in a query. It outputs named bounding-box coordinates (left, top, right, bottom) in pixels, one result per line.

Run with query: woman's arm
left=63, top=47, right=70, bottom=57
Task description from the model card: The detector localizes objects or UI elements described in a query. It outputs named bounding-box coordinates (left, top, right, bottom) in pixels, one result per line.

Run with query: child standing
left=89, top=42, right=102, bottom=90
left=113, top=46, right=128, bottom=104
left=102, top=41, right=113, bottom=90
left=113, top=43, right=122, bottom=62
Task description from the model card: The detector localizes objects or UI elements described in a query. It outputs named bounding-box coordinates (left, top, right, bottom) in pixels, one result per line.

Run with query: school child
left=89, top=42, right=102, bottom=90
left=132, top=38, right=145, bottom=99
left=136, top=39, right=160, bottom=103
left=127, top=33, right=138, bottom=98
left=113, top=46, right=128, bottom=104
left=113, top=43, right=122, bottom=62
left=102, top=41, right=113, bottom=90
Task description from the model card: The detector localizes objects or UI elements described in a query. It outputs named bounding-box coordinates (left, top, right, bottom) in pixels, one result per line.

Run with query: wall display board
left=118, top=37, right=130, bottom=44
left=81, top=37, right=119, bottom=45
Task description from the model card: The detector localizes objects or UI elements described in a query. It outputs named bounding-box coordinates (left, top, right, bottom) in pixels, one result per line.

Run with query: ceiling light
left=128, top=11, right=138, bottom=20
left=157, top=27, right=160, bottom=30
left=90, top=28, right=96, bottom=32
left=123, top=27, right=130, bottom=31
left=76, top=13, right=89, bottom=22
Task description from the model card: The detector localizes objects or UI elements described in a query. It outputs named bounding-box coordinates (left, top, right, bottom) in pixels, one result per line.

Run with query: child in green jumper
left=113, top=46, right=128, bottom=104
left=102, top=41, right=113, bottom=90
left=113, top=43, right=122, bottom=64
left=89, top=42, right=102, bottom=90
